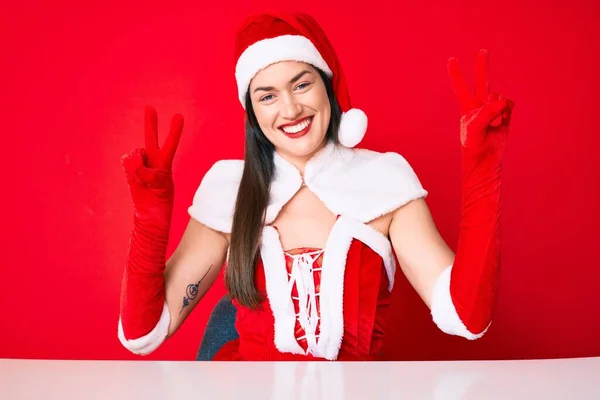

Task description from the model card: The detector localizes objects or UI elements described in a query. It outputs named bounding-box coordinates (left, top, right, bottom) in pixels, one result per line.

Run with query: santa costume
left=117, top=12, right=512, bottom=361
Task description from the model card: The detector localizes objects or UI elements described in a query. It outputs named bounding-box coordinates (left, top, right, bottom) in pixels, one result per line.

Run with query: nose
left=280, top=93, right=302, bottom=120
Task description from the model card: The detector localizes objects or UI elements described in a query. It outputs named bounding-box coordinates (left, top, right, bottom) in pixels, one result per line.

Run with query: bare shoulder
left=166, top=217, right=230, bottom=281
left=176, top=217, right=230, bottom=249
left=389, top=197, right=451, bottom=263
left=368, top=198, right=430, bottom=238
left=390, top=198, right=434, bottom=229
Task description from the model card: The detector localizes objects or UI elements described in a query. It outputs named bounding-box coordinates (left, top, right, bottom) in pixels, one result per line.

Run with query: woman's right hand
left=120, top=106, right=184, bottom=214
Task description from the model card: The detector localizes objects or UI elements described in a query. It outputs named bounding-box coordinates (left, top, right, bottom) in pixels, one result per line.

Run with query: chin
left=285, top=135, right=327, bottom=157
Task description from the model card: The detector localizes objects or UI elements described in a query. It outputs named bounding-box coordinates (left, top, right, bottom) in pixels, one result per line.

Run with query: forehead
left=250, top=61, right=316, bottom=88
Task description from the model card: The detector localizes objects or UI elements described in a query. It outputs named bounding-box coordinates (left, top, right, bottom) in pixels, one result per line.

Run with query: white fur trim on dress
left=260, top=226, right=306, bottom=355
left=188, top=156, right=303, bottom=234
left=430, top=265, right=490, bottom=340
left=187, top=160, right=243, bottom=234
left=117, top=302, right=171, bottom=355
left=260, top=215, right=397, bottom=360
left=188, top=141, right=428, bottom=234
left=341, top=217, right=397, bottom=291
left=315, top=216, right=354, bottom=360
left=304, top=143, right=429, bottom=223
left=235, top=35, right=333, bottom=107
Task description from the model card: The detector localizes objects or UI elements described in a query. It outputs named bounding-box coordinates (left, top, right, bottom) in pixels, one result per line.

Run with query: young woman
left=117, top=12, right=514, bottom=360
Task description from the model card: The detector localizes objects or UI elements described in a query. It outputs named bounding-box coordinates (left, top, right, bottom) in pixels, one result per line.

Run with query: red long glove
left=448, top=50, right=514, bottom=335
left=118, top=106, right=184, bottom=342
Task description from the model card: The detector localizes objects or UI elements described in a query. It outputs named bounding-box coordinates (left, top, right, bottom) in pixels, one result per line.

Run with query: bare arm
left=388, top=198, right=455, bottom=309
left=163, top=217, right=229, bottom=338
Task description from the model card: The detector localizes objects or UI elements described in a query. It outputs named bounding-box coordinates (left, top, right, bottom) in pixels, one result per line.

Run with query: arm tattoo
left=179, top=264, right=213, bottom=315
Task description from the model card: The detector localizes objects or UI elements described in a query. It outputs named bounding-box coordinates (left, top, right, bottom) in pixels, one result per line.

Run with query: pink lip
left=279, top=116, right=313, bottom=139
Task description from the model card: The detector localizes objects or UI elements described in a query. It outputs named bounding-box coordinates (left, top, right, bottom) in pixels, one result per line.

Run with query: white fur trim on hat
left=235, top=35, right=333, bottom=108
left=338, top=108, right=367, bottom=148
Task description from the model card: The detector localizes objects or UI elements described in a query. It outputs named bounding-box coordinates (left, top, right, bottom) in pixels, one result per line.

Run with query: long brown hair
left=227, top=68, right=342, bottom=308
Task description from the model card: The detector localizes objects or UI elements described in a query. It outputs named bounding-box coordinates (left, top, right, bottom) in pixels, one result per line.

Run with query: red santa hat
left=234, top=12, right=367, bottom=148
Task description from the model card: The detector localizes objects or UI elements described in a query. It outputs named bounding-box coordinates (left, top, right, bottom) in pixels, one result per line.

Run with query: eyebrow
left=253, top=70, right=312, bottom=93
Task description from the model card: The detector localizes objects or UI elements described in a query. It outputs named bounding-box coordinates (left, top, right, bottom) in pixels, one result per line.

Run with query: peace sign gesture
left=142, top=105, right=184, bottom=170
left=121, top=106, right=183, bottom=194
left=448, top=49, right=514, bottom=157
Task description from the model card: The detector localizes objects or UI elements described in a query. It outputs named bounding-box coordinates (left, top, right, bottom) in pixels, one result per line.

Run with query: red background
left=1, top=0, right=599, bottom=361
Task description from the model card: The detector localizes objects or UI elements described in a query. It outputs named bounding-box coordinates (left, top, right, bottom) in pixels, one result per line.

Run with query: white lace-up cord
left=285, top=249, right=324, bottom=355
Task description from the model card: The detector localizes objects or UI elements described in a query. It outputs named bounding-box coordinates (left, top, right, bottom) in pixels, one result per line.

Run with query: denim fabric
left=196, top=295, right=239, bottom=361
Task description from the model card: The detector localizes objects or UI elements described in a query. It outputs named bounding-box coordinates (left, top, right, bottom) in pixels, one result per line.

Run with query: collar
left=188, top=141, right=427, bottom=234
left=267, top=141, right=355, bottom=224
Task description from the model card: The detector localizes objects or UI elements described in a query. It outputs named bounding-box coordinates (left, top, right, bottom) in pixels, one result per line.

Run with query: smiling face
left=248, top=61, right=331, bottom=163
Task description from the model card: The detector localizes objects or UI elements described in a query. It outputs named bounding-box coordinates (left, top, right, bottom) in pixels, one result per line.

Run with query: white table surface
left=1, top=357, right=599, bottom=399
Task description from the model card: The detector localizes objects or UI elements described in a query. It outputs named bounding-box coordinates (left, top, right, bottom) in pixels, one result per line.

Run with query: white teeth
left=281, top=118, right=311, bottom=134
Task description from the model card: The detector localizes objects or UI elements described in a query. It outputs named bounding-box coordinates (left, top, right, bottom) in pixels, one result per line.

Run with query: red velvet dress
left=187, top=143, right=426, bottom=361
left=213, top=234, right=393, bottom=361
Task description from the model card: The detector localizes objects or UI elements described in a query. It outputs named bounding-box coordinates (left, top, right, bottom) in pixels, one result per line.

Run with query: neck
left=275, top=138, right=328, bottom=177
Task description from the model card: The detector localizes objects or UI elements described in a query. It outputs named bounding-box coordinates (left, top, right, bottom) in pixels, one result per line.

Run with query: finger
left=473, top=98, right=509, bottom=132
left=490, top=115, right=502, bottom=127
left=144, top=105, right=159, bottom=151
left=503, top=98, right=515, bottom=122
left=506, top=98, right=515, bottom=112
left=495, top=94, right=514, bottom=123
left=161, top=113, right=184, bottom=166
left=120, top=147, right=145, bottom=168
left=120, top=148, right=146, bottom=182
left=487, top=93, right=502, bottom=127
left=498, top=94, right=514, bottom=109
left=496, top=94, right=509, bottom=124
left=135, top=166, right=172, bottom=188
left=447, top=57, right=475, bottom=111
left=475, top=49, right=490, bottom=103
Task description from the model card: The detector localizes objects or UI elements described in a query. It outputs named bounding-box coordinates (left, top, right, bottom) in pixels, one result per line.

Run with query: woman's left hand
left=448, top=49, right=514, bottom=161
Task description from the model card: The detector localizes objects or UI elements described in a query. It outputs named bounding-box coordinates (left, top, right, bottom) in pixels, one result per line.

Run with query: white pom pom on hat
left=234, top=12, right=367, bottom=148
left=338, top=108, right=367, bottom=148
